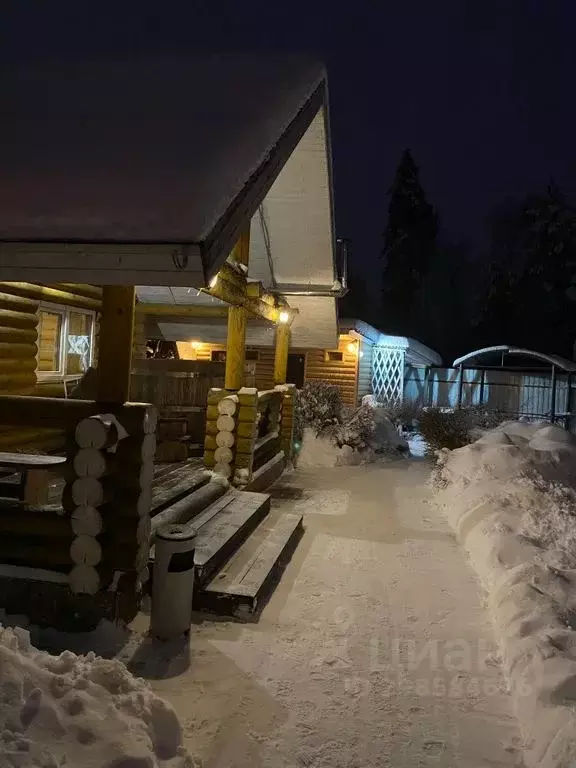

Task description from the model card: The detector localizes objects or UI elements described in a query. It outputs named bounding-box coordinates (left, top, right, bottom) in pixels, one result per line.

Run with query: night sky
left=3, top=1, right=576, bottom=278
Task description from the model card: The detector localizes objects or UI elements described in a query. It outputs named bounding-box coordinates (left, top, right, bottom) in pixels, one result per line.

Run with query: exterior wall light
left=347, top=341, right=358, bottom=355
left=279, top=310, right=290, bottom=324
left=190, top=340, right=202, bottom=350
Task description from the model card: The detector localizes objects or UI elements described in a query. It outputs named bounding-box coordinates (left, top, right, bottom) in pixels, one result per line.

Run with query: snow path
left=127, top=461, right=523, bottom=767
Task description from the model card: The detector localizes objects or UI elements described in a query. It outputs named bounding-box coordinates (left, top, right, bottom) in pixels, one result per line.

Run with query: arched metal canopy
left=453, top=345, right=576, bottom=372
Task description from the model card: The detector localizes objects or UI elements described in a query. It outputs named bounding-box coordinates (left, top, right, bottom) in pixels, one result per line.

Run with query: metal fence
left=404, top=365, right=576, bottom=428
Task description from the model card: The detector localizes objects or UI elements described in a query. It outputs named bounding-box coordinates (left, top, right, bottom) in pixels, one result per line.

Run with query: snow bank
left=297, top=428, right=373, bottom=468
left=432, top=421, right=576, bottom=767
left=0, top=624, right=193, bottom=768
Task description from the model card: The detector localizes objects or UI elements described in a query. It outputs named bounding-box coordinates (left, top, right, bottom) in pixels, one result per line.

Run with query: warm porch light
left=209, top=275, right=219, bottom=288
left=190, top=340, right=202, bottom=350
left=347, top=341, right=358, bottom=355
left=279, top=310, right=290, bottom=324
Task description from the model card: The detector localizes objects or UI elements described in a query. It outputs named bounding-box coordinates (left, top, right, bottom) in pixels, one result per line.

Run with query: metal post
left=424, top=366, right=431, bottom=407
left=479, top=368, right=486, bottom=406
left=457, top=365, right=464, bottom=409
left=550, top=365, right=557, bottom=424
left=567, top=373, right=573, bottom=432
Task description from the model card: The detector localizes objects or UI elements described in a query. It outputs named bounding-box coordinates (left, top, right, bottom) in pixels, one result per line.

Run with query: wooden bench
left=0, top=453, right=66, bottom=507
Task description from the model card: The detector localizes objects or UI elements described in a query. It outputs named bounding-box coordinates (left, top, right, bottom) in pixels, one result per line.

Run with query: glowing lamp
left=190, top=341, right=202, bottom=350
left=279, top=310, right=290, bottom=324
left=209, top=275, right=218, bottom=288
left=347, top=341, right=358, bottom=355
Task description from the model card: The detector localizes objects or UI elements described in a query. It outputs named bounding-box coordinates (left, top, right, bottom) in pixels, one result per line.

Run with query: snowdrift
left=433, top=421, right=576, bottom=768
left=0, top=624, right=192, bottom=768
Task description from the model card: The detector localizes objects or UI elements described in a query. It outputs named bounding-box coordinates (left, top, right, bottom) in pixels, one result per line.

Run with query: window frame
left=324, top=350, right=344, bottom=363
left=36, top=301, right=96, bottom=382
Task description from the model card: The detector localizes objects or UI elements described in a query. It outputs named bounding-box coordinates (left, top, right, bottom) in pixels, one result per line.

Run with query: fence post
left=567, top=373, right=573, bottom=432
left=479, top=369, right=486, bottom=406
left=457, top=365, right=464, bottom=409
left=550, top=365, right=557, bottom=424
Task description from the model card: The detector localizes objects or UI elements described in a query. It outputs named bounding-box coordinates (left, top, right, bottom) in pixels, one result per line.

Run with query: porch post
left=225, top=306, right=247, bottom=390
left=224, top=225, right=250, bottom=391
left=97, top=286, right=135, bottom=403
left=273, top=323, right=290, bottom=385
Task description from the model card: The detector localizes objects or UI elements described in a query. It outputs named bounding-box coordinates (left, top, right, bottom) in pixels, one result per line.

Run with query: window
left=37, top=303, right=95, bottom=380
left=211, top=350, right=227, bottom=363
left=325, top=350, right=343, bottom=363
left=245, top=350, right=260, bottom=361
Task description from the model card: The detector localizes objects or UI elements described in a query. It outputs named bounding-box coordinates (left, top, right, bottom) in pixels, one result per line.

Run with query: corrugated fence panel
left=405, top=365, right=572, bottom=422
left=404, top=366, right=427, bottom=406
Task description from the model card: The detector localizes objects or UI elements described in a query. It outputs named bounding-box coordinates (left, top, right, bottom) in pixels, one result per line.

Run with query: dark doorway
left=287, top=353, right=305, bottom=388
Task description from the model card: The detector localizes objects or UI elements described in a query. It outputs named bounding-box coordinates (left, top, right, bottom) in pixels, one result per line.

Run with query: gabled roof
left=0, top=54, right=330, bottom=286
left=339, top=318, right=442, bottom=366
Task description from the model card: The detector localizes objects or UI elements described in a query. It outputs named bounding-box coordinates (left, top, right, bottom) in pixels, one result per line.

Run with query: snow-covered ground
left=433, top=421, right=576, bottom=768
left=123, top=461, right=521, bottom=766
left=0, top=459, right=525, bottom=767
left=0, top=624, right=192, bottom=768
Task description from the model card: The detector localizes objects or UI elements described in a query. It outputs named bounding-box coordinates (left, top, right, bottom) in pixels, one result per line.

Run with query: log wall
left=0, top=283, right=102, bottom=451
left=177, top=333, right=360, bottom=406
left=0, top=398, right=157, bottom=630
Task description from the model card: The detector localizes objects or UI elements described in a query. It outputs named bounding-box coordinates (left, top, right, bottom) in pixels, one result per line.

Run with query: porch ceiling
left=148, top=295, right=338, bottom=349
left=0, top=54, right=329, bottom=287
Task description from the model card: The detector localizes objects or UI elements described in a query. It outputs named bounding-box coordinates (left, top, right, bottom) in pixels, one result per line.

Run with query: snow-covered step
left=193, top=490, right=271, bottom=586
left=197, top=509, right=303, bottom=619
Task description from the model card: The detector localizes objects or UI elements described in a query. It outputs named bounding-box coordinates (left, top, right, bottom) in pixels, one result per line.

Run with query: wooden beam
left=0, top=282, right=101, bottom=310
left=230, top=225, right=251, bottom=269
left=135, top=304, right=228, bottom=318
left=274, top=323, right=290, bottom=385
left=97, top=286, right=135, bottom=403
left=225, top=307, right=247, bottom=390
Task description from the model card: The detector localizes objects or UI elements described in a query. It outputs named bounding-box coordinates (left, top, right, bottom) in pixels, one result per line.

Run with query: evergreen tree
left=381, top=149, right=439, bottom=339
left=477, top=185, right=576, bottom=357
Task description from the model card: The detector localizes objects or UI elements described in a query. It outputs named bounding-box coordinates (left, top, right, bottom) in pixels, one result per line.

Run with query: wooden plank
left=151, top=464, right=210, bottom=514
left=204, top=512, right=302, bottom=597
left=194, top=491, right=270, bottom=582
left=0, top=452, right=66, bottom=471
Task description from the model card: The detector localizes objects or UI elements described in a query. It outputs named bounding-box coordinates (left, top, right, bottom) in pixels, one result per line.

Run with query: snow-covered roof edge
left=339, top=318, right=442, bottom=366
left=453, top=345, right=576, bottom=372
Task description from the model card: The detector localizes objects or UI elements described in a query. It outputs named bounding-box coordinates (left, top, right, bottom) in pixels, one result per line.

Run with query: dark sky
left=3, top=1, right=576, bottom=277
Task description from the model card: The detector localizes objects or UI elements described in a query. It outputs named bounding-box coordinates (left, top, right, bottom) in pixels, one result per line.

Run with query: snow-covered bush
left=294, top=381, right=343, bottom=442
left=330, top=404, right=376, bottom=451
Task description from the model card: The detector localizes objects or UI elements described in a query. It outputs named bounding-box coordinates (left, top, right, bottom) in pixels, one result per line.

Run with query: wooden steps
left=196, top=509, right=303, bottom=620
left=193, top=491, right=271, bottom=585
left=148, top=474, right=304, bottom=621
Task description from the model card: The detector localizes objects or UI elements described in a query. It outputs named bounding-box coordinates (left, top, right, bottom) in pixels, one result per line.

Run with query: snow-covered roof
left=339, top=318, right=442, bottom=366
left=453, top=345, right=576, bottom=372
left=0, top=54, right=331, bottom=287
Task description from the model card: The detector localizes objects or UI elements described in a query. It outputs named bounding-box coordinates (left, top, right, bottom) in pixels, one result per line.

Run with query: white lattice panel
left=372, top=347, right=405, bottom=405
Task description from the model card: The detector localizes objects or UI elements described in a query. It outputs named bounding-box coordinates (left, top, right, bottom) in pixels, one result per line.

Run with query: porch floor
left=29, top=457, right=207, bottom=516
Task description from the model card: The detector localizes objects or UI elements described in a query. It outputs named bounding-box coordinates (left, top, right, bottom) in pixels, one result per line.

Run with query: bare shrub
left=419, top=406, right=506, bottom=452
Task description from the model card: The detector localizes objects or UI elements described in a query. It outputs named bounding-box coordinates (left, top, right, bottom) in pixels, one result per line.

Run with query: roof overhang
left=339, top=317, right=442, bottom=366
left=145, top=294, right=338, bottom=349
left=0, top=55, right=332, bottom=287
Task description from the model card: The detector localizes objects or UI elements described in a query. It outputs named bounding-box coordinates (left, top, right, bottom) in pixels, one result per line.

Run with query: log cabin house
left=0, top=54, right=345, bottom=629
